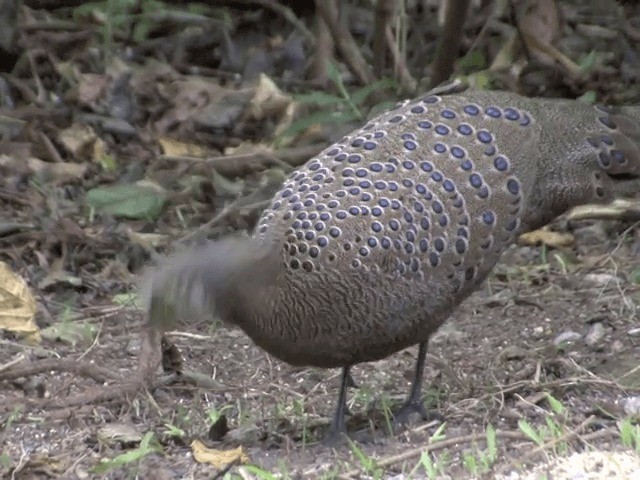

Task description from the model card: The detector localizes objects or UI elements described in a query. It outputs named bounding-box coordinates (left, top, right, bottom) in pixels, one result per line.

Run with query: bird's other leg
left=394, top=341, right=441, bottom=426
left=322, top=365, right=352, bottom=446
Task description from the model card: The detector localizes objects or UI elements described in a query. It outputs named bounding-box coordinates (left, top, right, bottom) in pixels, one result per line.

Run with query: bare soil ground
left=1, top=218, right=639, bottom=479
left=1, top=1, right=640, bottom=479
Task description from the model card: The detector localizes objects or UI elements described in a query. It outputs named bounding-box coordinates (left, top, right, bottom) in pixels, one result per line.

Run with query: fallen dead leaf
left=158, top=137, right=210, bottom=158
left=518, top=227, right=575, bottom=248
left=190, top=440, right=250, bottom=469
left=0, top=262, right=40, bottom=343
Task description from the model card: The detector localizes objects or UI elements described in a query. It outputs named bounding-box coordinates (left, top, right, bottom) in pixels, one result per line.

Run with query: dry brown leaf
left=190, top=440, right=250, bottom=468
left=77, top=73, right=110, bottom=109
left=158, top=137, right=209, bottom=158
left=516, top=0, right=580, bottom=76
left=27, top=157, right=88, bottom=185
left=58, top=123, right=98, bottom=158
left=248, top=73, right=292, bottom=121
left=0, top=262, right=40, bottom=343
left=518, top=227, right=575, bottom=248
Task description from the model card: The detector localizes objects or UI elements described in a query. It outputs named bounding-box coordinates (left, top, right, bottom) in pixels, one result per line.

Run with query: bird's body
left=144, top=85, right=640, bottom=441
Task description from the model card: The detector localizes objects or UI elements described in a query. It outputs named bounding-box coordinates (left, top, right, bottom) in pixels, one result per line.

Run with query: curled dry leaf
left=518, top=227, right=575, bottom=248
left=0, top=262, right=40, bottom=343
left=158, top=137, right=210, bottom=158
left=190, top=440, right=250, bottom=469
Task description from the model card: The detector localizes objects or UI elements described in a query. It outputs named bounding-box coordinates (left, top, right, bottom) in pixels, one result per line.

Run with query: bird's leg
left=394, top=341, right=441, bottom=425
left=322, top=365, right=351, bottom=446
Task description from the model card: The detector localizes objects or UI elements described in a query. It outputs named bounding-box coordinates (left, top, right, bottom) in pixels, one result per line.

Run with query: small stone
left=622, top=396, right=640, bottom=416
left=532, top=326, right=545, bottom=338
left=553, top=331, right=582, bottom=347
left=584, top=322, right=605, bottom=347
left=628, top=327, right=640, bottom=336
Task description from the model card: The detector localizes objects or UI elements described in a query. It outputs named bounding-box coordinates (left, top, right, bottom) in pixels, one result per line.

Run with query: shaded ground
left=0, top=1, right=639, bottom=479
left=1, top=218, right=639, bottom=478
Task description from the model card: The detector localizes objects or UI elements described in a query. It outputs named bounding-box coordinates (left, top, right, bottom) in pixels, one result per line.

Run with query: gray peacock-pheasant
left=143, top=85, right=640, bottom=444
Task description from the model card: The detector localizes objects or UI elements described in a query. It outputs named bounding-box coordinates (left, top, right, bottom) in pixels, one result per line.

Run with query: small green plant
left=417, top=450, right=450, bottom=480
left=348, top=439, right=383, bottom=479
left=619, top=418, right=640, bottom=454
left=518, top=394, right=571, bottom=457
left=206, top=404, right=233, bottom=425
left=461, top=424, right=498, bottom=476
left=161, top=423, right=186, bottom=440
left=277, top=61, right=396, bottom=145
left=241, top=465, right=280, bottom=480
left=90, top=432, right=162, bottom=474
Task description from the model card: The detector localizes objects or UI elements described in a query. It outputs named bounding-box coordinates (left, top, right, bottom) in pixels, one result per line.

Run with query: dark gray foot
left=393, top=400, right=443, bottom=427
left=322, top=428, right=348, bottom=447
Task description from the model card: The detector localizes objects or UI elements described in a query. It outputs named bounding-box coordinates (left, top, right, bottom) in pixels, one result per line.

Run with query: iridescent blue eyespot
left=420, top=217, right=430, bottom=230
left=431, top=172, right=443, bottom=182
left=507, top=179, right=520, bottom=195
left=372, top=207, right=383, bottom=216
left=435, top=124, right=450, bottom=135
left=370, top=162, right=384, bottom=172
left=464, top=105, right=480, bottom=115
left=504, top=108, right=519, bottom=121
left=457, top=123, right=473, bottom=135
left=432, top=201, right=443, bottom=214
left=451, top=146, right=465, bottom=158
left=372, top=221, right=383, bottom=232
left=470, top=173, right=483, bottom=188
left=363, top=142, right=377, bottom=150
left=461, top=159, right=473, bottom=171
left=411, top=105, right=425, bottom=114
left=403, top=160, right=415, bottom=169
left=441, top=109, right=456, bottom=119
left=348, top=154, right=362, bottom=163
left=434, top=143, right=447, bottom=154
left=494, top=156, right=509, bottom=171
left=483, top=210, right=496, bottom=224
left=418, top=121, right=432, bottom=129
left=404, top=140, right=417, bottom=151
left=485, top=106, right=501, bottom=118
left=443, top=179, right=455, bottom=192
left=420, top=161, right=433, bottom=172
left=477, top=130, right=492, bottom=144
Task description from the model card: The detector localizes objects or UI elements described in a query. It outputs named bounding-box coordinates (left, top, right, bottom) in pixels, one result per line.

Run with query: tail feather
left=141, top=235, right=281, bottom=332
